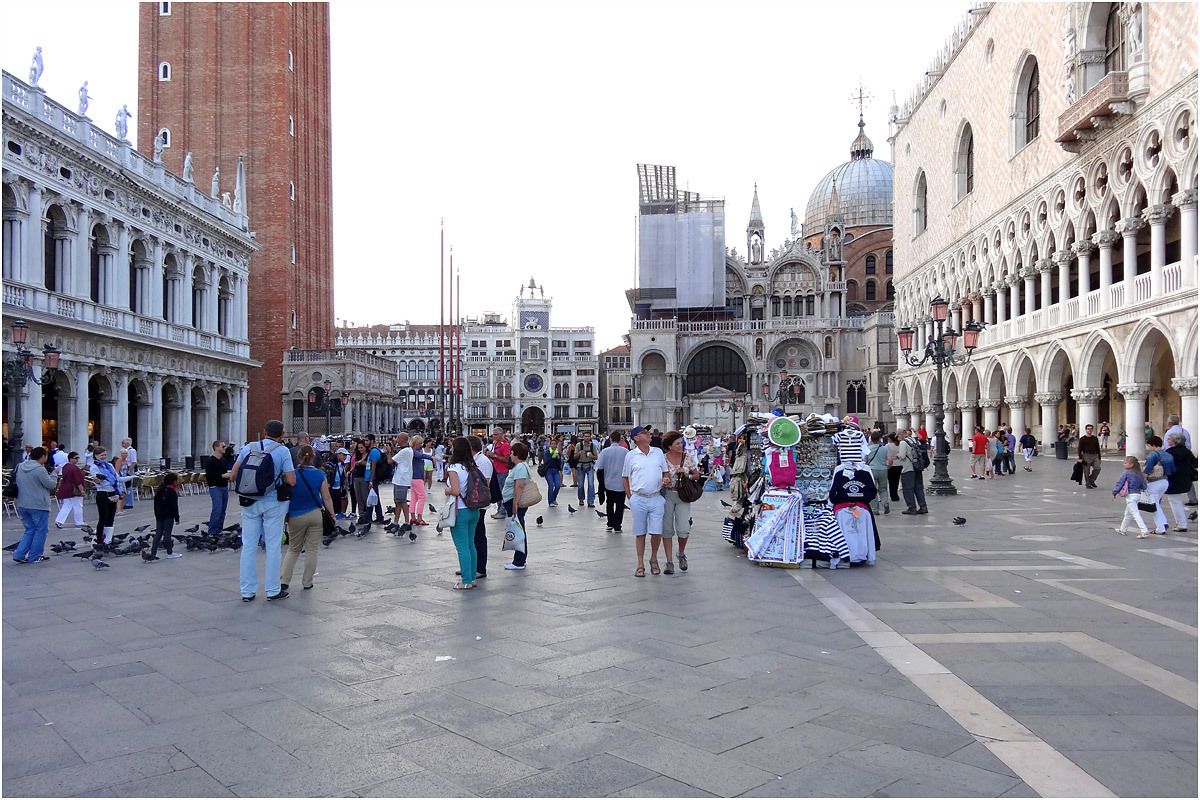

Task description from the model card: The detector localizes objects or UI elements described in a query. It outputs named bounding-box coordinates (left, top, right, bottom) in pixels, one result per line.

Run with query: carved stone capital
left=1036, top=258, right=1055, bottom=274
left=1071, top=240, right=1096, bottom=257
left=1170, top=377, right=1198, bottom=396
left=1092, top=230, right=1121, bottom=247
left=978, top=398, right=1003, bottom=409
left=982, top=288, right=996, bottom=298
left=1142, top=204, right=1175, bottom=226
left=1052, top=251, right=1074, bottom=267
left=921, top=405, right=936, bottom=414
left=1004, top=395, right=1030, bottom=406
left=1117, top=382, right=1152, bottom=401
left=1034, top=392, right=1063, bottom=406
left=892, top=406, right=909, bottom=416
left=1116, top=216, right=1145, bottom=236
left=1071, top=387, right=1106, bottom=403
left=992, top=281, right=1007, bottom=293
left=1171, top=189, right=1198, bottom=211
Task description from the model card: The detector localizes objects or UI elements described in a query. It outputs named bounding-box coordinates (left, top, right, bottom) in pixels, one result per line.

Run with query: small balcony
left=1056, top=71, right=1130, bottom=151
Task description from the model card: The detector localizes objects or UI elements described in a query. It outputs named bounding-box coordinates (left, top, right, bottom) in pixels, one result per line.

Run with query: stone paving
left=2, top=451, right=1196, bottom=797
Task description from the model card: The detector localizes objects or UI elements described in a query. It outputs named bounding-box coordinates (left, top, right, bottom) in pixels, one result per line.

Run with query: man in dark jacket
left=1164, top=432, right=1196, bottom=532
left=1077, top=424, right=1102, bottom=488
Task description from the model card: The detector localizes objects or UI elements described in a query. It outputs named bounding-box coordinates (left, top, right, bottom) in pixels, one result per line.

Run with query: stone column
left=980, top=398, right=1001, bottom=432
left=73, top=366, right=90, bottom=451
left=147, top=375, right=164, bottom=463
left=179, top=380, right=194, bottom=461
left=1117, top=217, right=1143, bottom=302
left=52, top=233, right=72, bottom=295
left=995, top=282, right=1008, bottom=324
left=1071, top=387, right=1105, bottom=433
left=24, top=184, right=42, bottom=287
left=1035, top=392, right=1061, bottom=447
left=1118, top=383, right=1151, bottom=457
left=112, top=369, right=129, bottom=449
left=1172, top=190, right=1198, bottom=267
left=923, top=405, right=936, bottom=439
left=1093, top=230, right=1118, bottom=310
left=1005, top=395, right=1029, bottom=436
left=1052, top=253, right=1070, bottom=307
left=908, top=408, right=919, bottom=432
left=149, top=239, right=165, bottom=320
left=893, top=405, right=908, bottom=431
left=1036, top=260, right=1052, bottom=312
left=1144, top=205, right=1174, bottom=296
left=1073, top=241, right=1094, bottom=310
left=114, top=222, right=131, bottom=311
left=237, top=386, right=249, bottom=442
left=180, top=254, right=195, bottom=327
left=961, top=404, right=977, bottom=442
left=208, top=265, right=221, bottom=332
left=1172, top=378, right=1198, bottom=445
left=982, top=289, right=995, bottom=325
left=1021, top=269, right=1036, bottom=317
left=951, top=305, right=962, bottom=333
left=971, top=293, right=982, bottom=324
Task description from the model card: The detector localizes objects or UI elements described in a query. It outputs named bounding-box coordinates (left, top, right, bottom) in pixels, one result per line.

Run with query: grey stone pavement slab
left=3, top=451, right=1196, bottom=796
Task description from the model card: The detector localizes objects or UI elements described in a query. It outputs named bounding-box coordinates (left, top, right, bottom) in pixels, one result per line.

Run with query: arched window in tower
left=914, top=171, right=928, bottom=234
left=1104, top=4, right=1125, bottom=74
left=885, top=250, right=894, bottom=273
left=553, top=383, right=561, bottom=399
left=586, top=382, right=593, bottom=398
left=158, top=1, right=171, bottom=15
left=955, top=123, right=975, bottom=200
left=782, top=296, right=792, bottom=317
left=158, top=128, right=171, bottom=148
left=805, top=295, right=815, bottom=315
left=865, top=254, right=876, bottom=274
left=824, top=336, right=834, bottom=359
left=1022, top=59, right=1040, bottom=145
left=866, top=279, right=877, bottom=301
left=771, top=295, right=780, bottom=317
left=288, top=49, right=294, bottom=71
left=846, top=280, right=858, bottom=303
left=289, top=116, right=295, bottom=136
left=289, top=181, right=295, bottom=201
left=158, top=62, right=171, bottom=81
left=755, top=338, right=764, bottom=359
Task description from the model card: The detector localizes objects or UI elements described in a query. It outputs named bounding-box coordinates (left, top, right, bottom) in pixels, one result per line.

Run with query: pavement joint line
left=1036, top=578, right=1198, bottom=637
left=793, top=569, right=1116, bottom=798
left=1135, top=546, right=1199, bottom=563
left=905, top=632, right=1198, bottom=710
left=863, top=570, right=1019, bottom=611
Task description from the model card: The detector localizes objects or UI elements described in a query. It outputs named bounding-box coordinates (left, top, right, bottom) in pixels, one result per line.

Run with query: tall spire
left=746, top=183, right=765, bottom=264
left=826, top=178, right=843, bottom=224
left=850, top=115, right=874, bottom=160
left=748, top=182, right=764, bottom=227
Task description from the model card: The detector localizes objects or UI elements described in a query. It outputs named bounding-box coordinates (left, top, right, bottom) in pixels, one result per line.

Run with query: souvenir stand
left=723, top=413, right=879, bottom=569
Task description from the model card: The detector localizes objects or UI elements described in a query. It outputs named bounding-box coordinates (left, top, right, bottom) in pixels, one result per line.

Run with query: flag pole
left=456, top=263, right=462, bottom=433
left=439, top=220, right=445, bottom=435
left=449, top=247, right=455, bottom=435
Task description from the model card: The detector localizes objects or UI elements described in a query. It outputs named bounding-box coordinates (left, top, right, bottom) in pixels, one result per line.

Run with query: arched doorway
left=521, top=406, right=545, bottom=435
left=685, top=345, right=748, bottom=395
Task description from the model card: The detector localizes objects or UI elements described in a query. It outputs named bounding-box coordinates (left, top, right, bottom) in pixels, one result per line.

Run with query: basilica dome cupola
left=804, top=116, right=893, bottom=235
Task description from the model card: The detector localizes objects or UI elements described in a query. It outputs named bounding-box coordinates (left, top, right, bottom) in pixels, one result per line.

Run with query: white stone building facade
left=889, top=2, right=1197, bottom=457
left=599, top=344, right=633, bottom=431
left=279, top=348, right=402, bottom=438
left=2, top=71, right=255, bottom=461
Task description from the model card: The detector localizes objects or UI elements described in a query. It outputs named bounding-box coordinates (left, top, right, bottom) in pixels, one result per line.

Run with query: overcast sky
left=2, top=0, right=970, bottom=350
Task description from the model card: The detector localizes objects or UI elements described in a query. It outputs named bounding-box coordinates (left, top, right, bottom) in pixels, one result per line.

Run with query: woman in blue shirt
left=282, top=445, right=335, bottom=591
left=1142, top=435, right=1175, bottom=535
left=541, top=435, right=564, bottom=507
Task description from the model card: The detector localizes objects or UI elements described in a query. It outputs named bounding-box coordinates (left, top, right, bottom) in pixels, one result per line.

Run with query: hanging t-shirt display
left=830, top=466, right=881, bottom=565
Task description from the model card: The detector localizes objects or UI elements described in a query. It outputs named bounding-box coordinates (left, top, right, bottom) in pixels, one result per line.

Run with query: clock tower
left=516, top=277, right=551, bottom=430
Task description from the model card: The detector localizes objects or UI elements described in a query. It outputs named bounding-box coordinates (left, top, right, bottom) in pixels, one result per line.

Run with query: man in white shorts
left=622, top=426, right=670, bottom=578
left=391, top=432, right=413, bottom=530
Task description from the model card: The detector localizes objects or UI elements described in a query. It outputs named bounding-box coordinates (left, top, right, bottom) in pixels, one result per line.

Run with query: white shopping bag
left=502, top=516, right=526, bottom=554
left=366, top=487, right=379, bottom=507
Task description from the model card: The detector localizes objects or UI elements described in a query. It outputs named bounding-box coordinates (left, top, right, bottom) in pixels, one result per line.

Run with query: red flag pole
left=439, top=221, right=445, bottom=434
left=456, top=265, right=462, bottom=431
left=449, top=247, right=455, bottom=434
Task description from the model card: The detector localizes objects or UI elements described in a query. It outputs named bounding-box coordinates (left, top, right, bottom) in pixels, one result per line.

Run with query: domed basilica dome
left=803, top=117, right=893, bottom=234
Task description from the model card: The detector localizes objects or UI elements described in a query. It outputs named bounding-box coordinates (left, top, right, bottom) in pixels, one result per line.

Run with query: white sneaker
left=166, top=552, right=183, bottom=559
left=504, top=563, right=525, bottom=570
left=1113, top=528, right=1127, bottom=535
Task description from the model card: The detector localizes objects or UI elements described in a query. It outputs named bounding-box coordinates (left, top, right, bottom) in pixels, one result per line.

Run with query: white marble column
left=1073, top=241, right=1094, bottom=311
left=1144, top=204, right=1174, bottom=296
left=1, top=213, right=22, bottom=281
left=73, top=366, right=90, bottom=450
left=74, top=204, right=91, bottom=301
left=1011, top=272, right=1025, bottom=319
left=24, top=184, right=42, bottom=287
left=1093, top=230, right=1118, bottom=310
left=923, top=406, right=936, bottom=438
left=236, top=386, right=249, bottom=443
left=150, top=239, right=165, bottom=320
left=1032, top=263, right=1048, bottom=313
left=147, top=376, right=164, bottom=463
left=909, top=410, right=920, bottom=432
left=982, top=289, right=995, bottom=325
left=1172, top=378, right=1198, bottom=446
left=1071, top=387, right=1104, bottom=433
left=114, top=223, right=131, bottom=310
left=1035, top=392, right=1061, bottom=447
left=980, top=399, right=1001, bottom=432
left=207, top=265, right=221, bottom=332
left=112, top=369, right=129, bottom=449
left=1172, top=190, right=1198, bottom=269
left=961, top=405, right=977, bottom=442
left=1118, top=217, right=1143, bottom=302
left=179, top=380, right=194, bottom=461
left=1006, top=395, right=1028, bottom=436
left=995, top=283, right=1007, bottom=325
left=1118, top=383, right=1151, bottom=458
left=1052, top=254, right=1069, bottom=307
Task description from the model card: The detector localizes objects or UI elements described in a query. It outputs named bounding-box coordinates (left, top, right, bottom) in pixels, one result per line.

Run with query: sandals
left=650, top=561, right=661, bottom=576
left=635, top=566, right=645, bottom=578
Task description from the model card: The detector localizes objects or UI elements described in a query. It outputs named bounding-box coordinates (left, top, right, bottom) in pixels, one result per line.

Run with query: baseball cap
left=630, top=425, right=649, bottom=438
left=336, top=447, right=350, bottom=455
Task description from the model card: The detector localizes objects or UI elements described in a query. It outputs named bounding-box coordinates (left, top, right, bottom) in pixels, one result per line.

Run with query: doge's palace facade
left=889, top=2, right=1197, bottom=457
left=2, top=70, right=256, bottom=461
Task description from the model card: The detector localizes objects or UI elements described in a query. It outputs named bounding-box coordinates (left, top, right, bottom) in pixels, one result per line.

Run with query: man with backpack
left=229, top=419, right=296, bottom=602
left=898, top=428, right=929, bottom=515
left=568, top=431, right=600, bottom=507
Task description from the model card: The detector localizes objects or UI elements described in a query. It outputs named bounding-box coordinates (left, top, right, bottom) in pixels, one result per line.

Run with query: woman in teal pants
left=445, top=436, right=481, bottom=590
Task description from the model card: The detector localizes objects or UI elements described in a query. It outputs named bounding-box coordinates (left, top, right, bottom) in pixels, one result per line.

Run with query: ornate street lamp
left=307, top=379, right=340, bottom=436
left=718, top=392, right=748, bottom=435
left=3, top=320, right=62, bottom=457
left=897, top=297, right=983, bottom=496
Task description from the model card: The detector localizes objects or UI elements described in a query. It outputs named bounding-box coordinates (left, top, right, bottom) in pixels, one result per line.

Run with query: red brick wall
left=138, top=2, right=334, bottom=439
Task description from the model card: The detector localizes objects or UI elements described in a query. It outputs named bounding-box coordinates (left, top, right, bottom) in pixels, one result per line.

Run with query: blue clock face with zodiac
left=522, top=311, right=549, bottom=330
left=524, top=374, right=544, bottom=393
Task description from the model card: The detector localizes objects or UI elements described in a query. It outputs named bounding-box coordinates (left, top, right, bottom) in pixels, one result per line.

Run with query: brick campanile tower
left=137, top=1, right=334, bottom=437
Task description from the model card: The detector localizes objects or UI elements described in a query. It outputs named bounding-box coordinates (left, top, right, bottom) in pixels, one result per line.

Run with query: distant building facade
left=888, top=2, right=1197, bottom=456
left=2, top=70, right=255, bottom=459
left=598, top=344, right=632, bottom=432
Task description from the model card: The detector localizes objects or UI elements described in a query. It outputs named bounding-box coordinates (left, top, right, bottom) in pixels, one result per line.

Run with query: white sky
left=2, top=0, right=971, bottom=350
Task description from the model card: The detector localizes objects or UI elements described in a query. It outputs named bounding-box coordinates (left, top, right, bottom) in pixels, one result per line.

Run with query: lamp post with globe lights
left=308, top=379, right=341, bottom=438
left=718, top=392, right=748, bottom=436
left=896, top=297, right=983, bottom=496
left=3, top=320, right=62, bottom=458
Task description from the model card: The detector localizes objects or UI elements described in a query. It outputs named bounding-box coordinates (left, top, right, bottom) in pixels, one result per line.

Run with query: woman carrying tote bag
left=661, top=430, right=701, bottom=574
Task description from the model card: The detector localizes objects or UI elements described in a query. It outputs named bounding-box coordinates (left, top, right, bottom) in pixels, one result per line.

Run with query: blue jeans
left=239, top=497, right=287, bottom=598
left=14, top=508, right=49, bottom=562
left=450, top=507, right=481, bottom=583
left=208, top=486, right=229, bottom=534
left=545, top=469, right=562, bottom=505
left=576, top=466, right=595, bottom=505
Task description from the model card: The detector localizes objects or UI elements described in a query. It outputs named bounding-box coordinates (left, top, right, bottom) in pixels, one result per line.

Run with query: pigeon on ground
left=91, top=557, right=109, bottom=569
left=952, top=517, right=967, bottom=526
left=79, top=525, right=94, bottom=536
left=568, top=505, right=577, bottom=514
left=134, top=524, right=152, bottom=533
left=223, top=523, right=241, bottom=533
left=428, top=503, right=437, bottom=513
left=408, top=529, right=417, bottom=542
left=346, top=523, right=356, bottom=534
left=536, top=516, right=544, bottom=527
left=184, top=524, right=201, bottom=533
left=594, top=509, right=606, bottom=518
left=720, top=500, right=732, bottom=508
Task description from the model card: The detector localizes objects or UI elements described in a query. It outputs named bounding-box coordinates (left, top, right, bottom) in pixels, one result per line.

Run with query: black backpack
left=907, top=437, right=931, bottom=471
